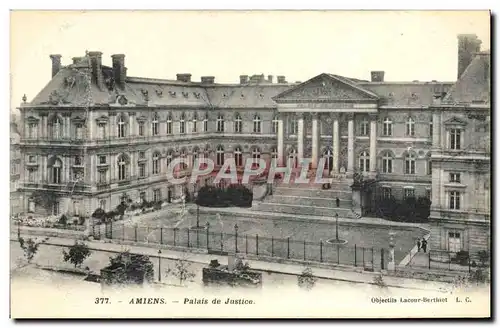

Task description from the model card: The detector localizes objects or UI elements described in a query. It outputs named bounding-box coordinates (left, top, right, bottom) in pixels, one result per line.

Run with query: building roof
left=442, top=51, right=490, bottom=105
left=26, top=54, right=460, bottom=109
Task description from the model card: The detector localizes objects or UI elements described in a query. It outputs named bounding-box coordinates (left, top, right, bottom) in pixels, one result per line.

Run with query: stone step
left=279, top=180, right=352, bottom=190
left=266, top=194, right=352, bottom=208
left=257, top=202, right=354, bottom=218
left=273, top=186, right=352, bottom=199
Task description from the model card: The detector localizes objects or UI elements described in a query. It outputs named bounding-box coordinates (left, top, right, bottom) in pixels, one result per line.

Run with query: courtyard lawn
left=105, top=210, right=427, bottom=270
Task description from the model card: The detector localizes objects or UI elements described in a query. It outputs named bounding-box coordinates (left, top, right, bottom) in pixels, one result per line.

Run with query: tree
left=18, top=237, right=46, bottom=264
left=30, top=190, right=58, bottom=211
left=297, top=267, right=317, bottom=291
left=62, top=241, right=92, bottom=268
left=165, top=258, right=196, bottom=286
left=477, top=250, right=490, bottom=267
left=102, top=251, right=155, bottom=286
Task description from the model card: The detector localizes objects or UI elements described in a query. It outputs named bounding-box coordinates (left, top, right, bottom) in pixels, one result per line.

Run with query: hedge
left=373, top=196, right=431, bottom=223
left=196, top=185, right=253, bottom=208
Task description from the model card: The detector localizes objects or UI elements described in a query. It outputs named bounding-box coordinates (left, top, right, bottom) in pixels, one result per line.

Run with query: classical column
left=311, top=113, right=319, bottom=169
left=369, top=114, right=377, bottom=173
left=66, top=116, right=71, bottom=139
left=277, top=113, right=285, bottom=166
left=347, top=113, right=354, bottom=173
left=332, top=114, right=340, bottom=173
left=297, top=114, right=304, bottom=166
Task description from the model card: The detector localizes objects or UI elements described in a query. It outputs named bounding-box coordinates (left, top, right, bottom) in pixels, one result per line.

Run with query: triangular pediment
left=274, top=73, right=379, bottom=102
left=444, top=116, right=468, bottom=126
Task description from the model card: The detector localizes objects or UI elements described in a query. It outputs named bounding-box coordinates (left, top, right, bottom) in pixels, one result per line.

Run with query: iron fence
left=99, top=222, right=389, bottom=271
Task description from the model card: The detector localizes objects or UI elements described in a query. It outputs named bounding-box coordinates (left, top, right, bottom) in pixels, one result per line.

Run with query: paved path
left=11, top=234, right=452, bottom=293
left=123, top=202, right=430, bottom=231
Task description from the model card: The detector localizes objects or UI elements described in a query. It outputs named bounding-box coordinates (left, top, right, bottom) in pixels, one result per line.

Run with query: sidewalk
left=11, top=233, right=452, bottom=292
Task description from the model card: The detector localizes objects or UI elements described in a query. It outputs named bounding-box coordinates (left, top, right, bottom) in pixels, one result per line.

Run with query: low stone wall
left=14, top=226, right=86, bottom=240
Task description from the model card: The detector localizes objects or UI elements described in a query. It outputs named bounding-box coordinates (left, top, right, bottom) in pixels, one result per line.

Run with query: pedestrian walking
left=336, top=197, right=340, bottom=208
left=416, top=239, right=421, bottom=252
left=422, top=239, right=428, bottom=253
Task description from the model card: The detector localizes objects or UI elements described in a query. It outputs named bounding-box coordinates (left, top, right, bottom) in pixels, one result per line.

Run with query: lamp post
left=234, top=223, right=239, bottom=253
left=335, top=213, right=339, bottom=241
left=158, top=249, right=162, bottom=282
left=194, top=183, right=200, bottom=228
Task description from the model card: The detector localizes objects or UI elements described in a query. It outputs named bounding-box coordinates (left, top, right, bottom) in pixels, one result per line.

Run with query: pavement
left=10, top=233, right=454, bottom=293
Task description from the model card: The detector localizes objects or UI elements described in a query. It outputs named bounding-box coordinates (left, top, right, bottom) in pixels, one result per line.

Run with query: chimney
left=268, top=75, right=273, bottom=83
left=201, top=76, right=215, bottom=84
left=240, top=75, right=249, bottom=84
left=176, top=73, right=192, bottom=83
left=111, top=54, right=126, bottom=89
left=370, top=71, right=385, bottom=82
left=277, top=76, right=286, bottom=83
left=49, top=54, right=62, bottom=78
left=88, top=51, right=104, bottom=90
left=457, top=34, right=482, bottom=79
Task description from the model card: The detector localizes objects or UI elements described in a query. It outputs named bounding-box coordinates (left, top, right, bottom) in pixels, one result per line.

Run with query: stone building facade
left=17, top=34, right=490, bottom=254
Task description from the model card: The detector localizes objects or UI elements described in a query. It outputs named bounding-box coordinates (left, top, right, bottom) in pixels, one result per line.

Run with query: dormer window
left=240, top=93, right=245, bottom=98
left=169, top=91, right=177, bottom=97
left=193, top=92, right=201, bottom=99
left=182, top=92, right=189, bottom=98
left=222, top=93, right=228, bottom=98
left=141, top=89, right=149, bottom=101
left=411, top=92, right=418, bottom=99
left=259, top=93, right=264, bottom=98
left=155, top=89, right=163, bottom=97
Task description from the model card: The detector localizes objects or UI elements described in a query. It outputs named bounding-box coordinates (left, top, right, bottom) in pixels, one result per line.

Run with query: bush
left=92, top=208, right=106, bottom=219
left=453, top=251, right=470, bottom=266
left=477, top=250, right=490, bottom=267
left=116, top=202, right=127, bottom=216
left=78, top=217, right=86, bottom=225
left=58, top=214, right=68, bottom=225
left=62, top=241, right=92, bottom=268
left=374, top=196, right=431, bottom=223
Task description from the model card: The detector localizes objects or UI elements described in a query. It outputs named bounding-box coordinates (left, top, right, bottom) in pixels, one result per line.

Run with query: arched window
left=271, top=146, right=278, bottom=159
left=117, top=115, right=126, bottom=138
left=117, top=154, right=129, bottom=181
left=323, top=148, right=333, bottom=172
left=51, top=116, right=63, bottom=139
left=359, top=151, right=370, bottom=173
left=166, top=113, right=173, bottom=135
left=252, top=147, right=261, bottom=164
left=382, top=151, right=393, bottom=174
left=216, top=145, right=225, bottom=166
left=289, top=118, right=298, bottom=135
left=152, top=152, right=160, bottom=174
left=180, top=148, right=187, bottom=169
left=429, top=116, right=433, bottom=137
left=166, top=150, right=173, bottom=167
left=253, top=114, right=261, bottom=133
left=216, top=114, right=224, bottom=133
left=288, top=148, right=297, bottom=168
left=406, top=117, right=415, bottom=136
left=203, top=113, right=208, bottom=132
left=234, top=114, right=242, bottom=133
left=404, top=152, right=416, bottom=175
left=234, top=146, right=243, bottom=167
left=360, top=119, right=369, bottom=136
left=179, top=112, right=186, bottom=134
left=50, top=158, right=63, bottom=184
left=152, top=113, right=159, bottom=136
left=192, top=113, right=198, bottom=133
left=383, top=117, right=393, bottom=136
left=272, top=115, right=279, bottom=134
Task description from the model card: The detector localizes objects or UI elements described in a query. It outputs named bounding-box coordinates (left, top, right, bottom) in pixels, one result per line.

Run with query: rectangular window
left=404, top=188, right=415, bottom=199
left=449, top=191, right=461, bottom=210
left=28, top=169, right=36, bottom=182
left=448, top=231, right=462, bottom=252
left=180, top=121, right=186, bottom=134
left=52, top=201, right=60, bottom=216
left=203, top=118, right=208, bottom=132
left=153, top=189, right=161, bottom=202
left=360, top=121, right=369, bottom=136
left=166, top=121, right=172, bottom=135
left=99, top=155, right=107, bottom=165
left=28, top=123, right=38, bottom=139
left=382, top=187, right=392, bottom=199
left=427, top=160, right=432, bottom=175
left=450, top=129, right=461, bottom=150
left=28, top=155, right=36, bottom=163
left=449, top=173, right=461, bottom=183
left=140, top=192, right=146, bottom=201
left=139, top=151, right=145, bottom=159
left=99, top=199, right=106, bottom=210
left=139, top=123, right=145, bottom=136
left=139, top=163, right=146, bottom=178
left=98, top=170, right=107, bottom=183
left=193, top=120, right=198, bottom=133
left=98, top=123, right=105, bottom=139
left=75, top=124, right=83, bottom=139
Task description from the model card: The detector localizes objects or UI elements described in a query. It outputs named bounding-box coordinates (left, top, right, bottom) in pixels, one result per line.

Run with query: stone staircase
left=254, top=173, right=360, bottom=218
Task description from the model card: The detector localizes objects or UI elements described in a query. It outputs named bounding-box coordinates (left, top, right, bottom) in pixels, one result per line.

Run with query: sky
left=10, top=10, right=490, bottom=114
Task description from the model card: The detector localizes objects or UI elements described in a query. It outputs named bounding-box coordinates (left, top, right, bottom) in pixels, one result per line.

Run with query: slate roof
left=27, top=54, right=469, bottom=109
left=442, top=51, right=490, bottom=105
